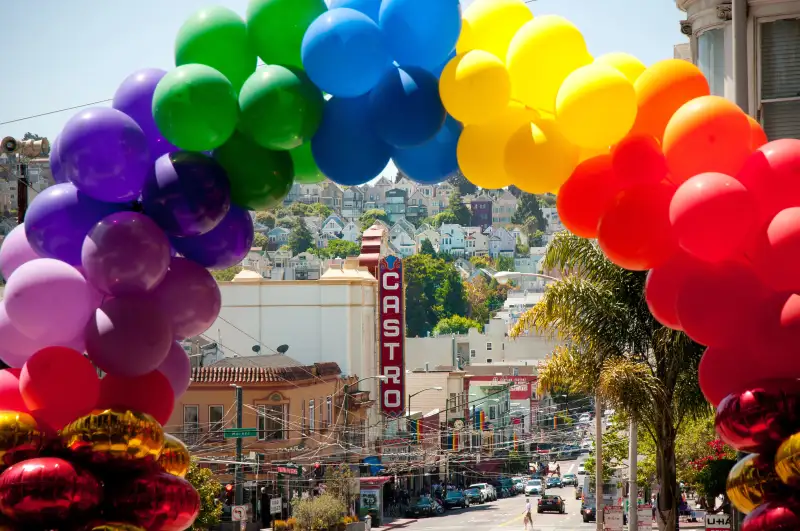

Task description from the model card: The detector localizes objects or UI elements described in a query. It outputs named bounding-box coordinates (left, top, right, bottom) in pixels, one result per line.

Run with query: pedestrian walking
left=523, top=497, right=533, bottom=531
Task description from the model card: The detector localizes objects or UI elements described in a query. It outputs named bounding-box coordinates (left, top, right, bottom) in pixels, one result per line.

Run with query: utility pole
left=628, top=419, right=638, bottom=531
left=234, top=384, right=244, bottom=506
left=595, top=398, right=604, bottom=531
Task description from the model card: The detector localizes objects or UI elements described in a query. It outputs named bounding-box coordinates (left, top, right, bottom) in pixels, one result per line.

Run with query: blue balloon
left=392, top=115, right=462, bottom=185
left=379, top=0, right=461, bottom=70
left=369, top=66, right=446, bottom=149
left=311, top=95, right=392, bottom=186
left=328, top=0, right=380, bottom=22
left=302, top=8, right=392, bottom=98
left=430, top=50, right=456, bottom=79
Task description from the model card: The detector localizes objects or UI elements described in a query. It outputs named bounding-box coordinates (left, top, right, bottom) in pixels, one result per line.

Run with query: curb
left=378, top=519, right=419, bottom=530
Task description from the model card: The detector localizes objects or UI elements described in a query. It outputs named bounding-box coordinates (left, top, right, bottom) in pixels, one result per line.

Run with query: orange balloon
left=662, top=95, right=751, bottom=185
left=631, top=59, right=710, bottom=141
left=748, top=115, right=768, bottom=151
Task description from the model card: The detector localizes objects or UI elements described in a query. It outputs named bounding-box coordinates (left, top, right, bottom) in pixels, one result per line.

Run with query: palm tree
left=511, top=232, right=707, bottom=531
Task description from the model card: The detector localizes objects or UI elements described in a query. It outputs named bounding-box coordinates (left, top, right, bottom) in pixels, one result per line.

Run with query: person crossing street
left=523, top=497, right=533, bottom=531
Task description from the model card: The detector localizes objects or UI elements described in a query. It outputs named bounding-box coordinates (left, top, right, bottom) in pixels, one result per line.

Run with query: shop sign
left=379, top=256, right=405, bottom=416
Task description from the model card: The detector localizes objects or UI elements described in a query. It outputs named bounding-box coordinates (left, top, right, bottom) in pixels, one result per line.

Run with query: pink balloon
left=157, top=341, right=192, bottom=398
left=151, top=258, right=221, bottom=339
left=0, top=369, right=29, bottom=412
left=0, top=303, right=85, bottom=368
left=0, top=225, right=40, bottom=280
left=85, top=296, right=172, bottom=377
left=4, top=259, right=93, bottom=344
left=751, top=207, right=800, bottom=293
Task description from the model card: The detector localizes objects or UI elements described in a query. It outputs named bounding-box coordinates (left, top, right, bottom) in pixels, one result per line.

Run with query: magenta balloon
left=85, top=296, right=172, bottom=377
left=4, top=259, right=94, bottom=344
left=0, top=303, right=87, bottom=368
left=82, top=211, right=171, bottom=296
left=158, top=341, right=192, bottom=397
left=151, top=257, right=221, bottom=339
left=0, top=225, right=40, bottom=280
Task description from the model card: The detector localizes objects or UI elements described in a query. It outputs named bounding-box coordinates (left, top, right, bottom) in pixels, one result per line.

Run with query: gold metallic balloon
left=60, top=409, right=164, bottom=466
left=0, top=410, right=43, bottom=469
left=726, top=453, right=785, bottom=514
left=84, top=523, right=145, bottom=531
left=158, top=433, right=190, bottom=478
left=775, top=432, right=800, bottom=487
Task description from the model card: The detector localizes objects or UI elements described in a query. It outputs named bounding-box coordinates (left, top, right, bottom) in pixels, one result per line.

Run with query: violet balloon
left=112, top=68, right=178, bottom=162
left=24, top=183, right=124, bottom=266
left=49, top=137, right=69, bottom=184
left=158, top=341, right=192, bottom=397
left=58, top=107, right=151, bottom=203
left=4, top=259, right=94, bottom=344
left=151, top=257, right=221, bottom=339
left=170, top=204, right=254, bottom=270
left=85, top=296, right=173, bottom=377
left=0, top=225, right=40, bottom=280
left=142, top=152, right=231, bottom=237
left=82, top=211, right=171, bottom=296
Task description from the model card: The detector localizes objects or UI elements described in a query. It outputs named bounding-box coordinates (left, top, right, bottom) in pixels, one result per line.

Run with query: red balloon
left=556, top=155, right=621, bottom=239
left=750, top=207, right=800, bottom=292
left=611, top=134, right=668, bottom=187
left=669, top=172, right=756, bottom=262
left=675, top=260, right=766, bottom=347
left=699, top=346, right=761, bottom=407
left=644, top=252, right=698, bottom=330
left=19, top=347, right=100, bottom=431
left=598, top=181, right=678, bottom=270
left=106, top=471, right=199, bottom=531
left=98, top=371, right=174, bottom=426
left=0, top=371, right=27, bottom=414
left=746, top=293, right=800, bottom=364
left=0, top=457, right=101, bottom=526
left=744, top=501, right=800, bottom=531
left=737, top=139, right=800, bottom=225
left=715, top=381, right=800, bottom=453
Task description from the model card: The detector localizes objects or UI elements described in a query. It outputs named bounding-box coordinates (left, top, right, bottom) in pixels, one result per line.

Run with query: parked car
left=575, top=485, right=583, bottom=499
left=578, top=413, right=591, bottom=424
left=443, top=490, right=470, bottom=509
left=524, top=479, right=544, bottom=496
left=577, top=463, right=586, bottom=475
left=407, top=497, right=443, bottom=518
left=469, top=483, right=495, bottom=502
left=464, top=487, right=484, bottom=504
left=513, top=478, right=525, bottom=494
left=562, top=474, right=577, bottom=487
left=581, top=500, right=596, bottom=523
left=538, top=495, right=566, bottom=514
left=546, top=476, right=562, bottom=488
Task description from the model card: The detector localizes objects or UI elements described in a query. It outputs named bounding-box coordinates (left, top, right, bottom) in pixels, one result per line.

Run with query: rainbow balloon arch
left=0, top=0, right=798, bottom=528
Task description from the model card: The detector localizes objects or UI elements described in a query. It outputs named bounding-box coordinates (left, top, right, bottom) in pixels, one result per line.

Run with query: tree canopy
left=314, top=239, right=361, bottom=259
left=358, top=209, right=389, bottom=231
left=447, top=189, right=472, bottom=226
left=211, top=265, right=242, bottom=282
left=433, top=315, right=483, bottom=335
left=288, top=218, right=314, bottom=255
left=512, top=193, right=547, bottom=231
left=404, top=254, right=467, bottom=337
left=447, top=170, right=477, bottom=195
left=186, top=460, right=223, bottom=530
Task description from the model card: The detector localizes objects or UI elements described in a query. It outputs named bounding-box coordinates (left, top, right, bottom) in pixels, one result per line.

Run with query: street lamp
left=493, top=271, right=559, bottom=285
left=407, top=386, right=443, bottom=418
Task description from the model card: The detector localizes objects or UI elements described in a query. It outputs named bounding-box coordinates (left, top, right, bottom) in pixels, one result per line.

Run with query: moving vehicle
left=562, top=474, right=577, bottom=487
left=546, top=476, right=562, bottom=488
left=469, top=483, right=495, bottom=502
left=406, top=497, right=443, bottom=518
left=524, top=479, right=544, bottom=496
left=464, top=487, right=484, bottom=504
left=538, top=495, right=566, bottom=514
left=578, top=413, right=591, bottom=424
left=512, top=478, right=525, bottom=493
left=577, top=463, right=586, bottom=475
left=581, top=500, right=596, bottom=523
left=443, top=490, right=470, bottom=509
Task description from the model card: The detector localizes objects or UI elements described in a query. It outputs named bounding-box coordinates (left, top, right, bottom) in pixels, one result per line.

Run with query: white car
left=578, top=413, right=591, bottom=424
left=469, top=483, right=495, bottom=502
left=577, top=463, right=586, bottom=475
left=524, top=479, right=544, bottom=496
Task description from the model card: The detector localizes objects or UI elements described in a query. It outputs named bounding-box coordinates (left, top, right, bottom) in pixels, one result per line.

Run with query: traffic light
left=225, top=484, right=234, bottom=505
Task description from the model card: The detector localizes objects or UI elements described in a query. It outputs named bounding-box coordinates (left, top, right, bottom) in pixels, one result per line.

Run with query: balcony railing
left=170, top=424, right=225, bottom=446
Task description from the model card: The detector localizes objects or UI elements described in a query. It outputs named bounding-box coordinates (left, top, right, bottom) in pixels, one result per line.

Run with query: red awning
left=360, top=476, right=393, bottom=488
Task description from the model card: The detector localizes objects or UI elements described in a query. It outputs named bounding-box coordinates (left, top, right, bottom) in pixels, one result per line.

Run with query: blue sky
left=1, top=0, right=686, bottom=178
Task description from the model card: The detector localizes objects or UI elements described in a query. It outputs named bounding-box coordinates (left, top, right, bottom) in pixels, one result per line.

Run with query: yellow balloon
left=458, top=104, right=539, bottom=189
left=594, top=52, right=646, bottom=84
left=505, top=116, right=579, bottom=193
left=440, top=50, right=511, bottom=125
left=556, top=64, right=637, bottom=149
left=579, top=145, right=611, bottom=162
left=457, top=0, right=533, bottom=60
left=506, top=15, right=592, bottom=113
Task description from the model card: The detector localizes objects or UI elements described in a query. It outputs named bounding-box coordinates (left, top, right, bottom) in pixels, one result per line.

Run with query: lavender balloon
left=151, top=257, right=221, bottom=339
left=158, top=341, right=192, bottom=397
left=49, top=137, right=69, bottom=184
left=24, top=183, right=124, bottom=266
left=170, top=204, right=254, bottom=269
left=112, top=68, right=178, bottom=162
left=0, top=225, right=40, bottom=280
left=82, top=211, right=171, bottom=296
left=59, top=107, right=151, bottom=203
left=85, top=296, right=173, bottom=377
left=0, top=303, right=85, bottom=368
left=142, top=152, right=231, bottom=237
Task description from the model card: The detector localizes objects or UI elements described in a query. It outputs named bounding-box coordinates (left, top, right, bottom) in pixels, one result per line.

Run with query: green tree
left=324, top=464, right=359, bottom=512
left=447, top=189, right=472, bottom=226
left=22, top=132, right=42, bottom=141
left=433, top=315, right=483, bottom=335
left=308, top=202, right=333, bottom=219
left=358, top=209, right=390, bottom=231
left=516, top=243, right=529, bottom=255
left=253, top=232, right=268, bottom=250
left=186, top=460, right=223, bottom=530
left=419, top=238, right=437, bottom=257
left=288, top=218, right=314, bottom=255
left=289, top=202, right=311, bottom=217
left=404, top=254, right=468, bottom=337
left=496, top=255, right=515, bottom=272
left=317, top=239, right=361, bottom=259
left=529, top=230, right=545, bottom=247
left=211, top=265, right=242, bottom=282
left=254, top=211, right=276, bottom=229
left=277, top=217, right=295, bottom=229
left=447, top=170, right=477, bottom=195
left=470, top=256, right=494, bottom=269
left=539, top=193, right=557, bottom=207
left=511, top=232, right=706, bottom=531
left=512, top=193, right=547, bottom=231
left=291, top=494, right=346, bottom=531
left=432, top=210, right=458, bottom=228
left=465, top=276, right=491, bottom=324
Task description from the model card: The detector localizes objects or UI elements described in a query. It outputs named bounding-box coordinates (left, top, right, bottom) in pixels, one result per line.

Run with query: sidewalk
left=377, top=518, right=418, bottom=530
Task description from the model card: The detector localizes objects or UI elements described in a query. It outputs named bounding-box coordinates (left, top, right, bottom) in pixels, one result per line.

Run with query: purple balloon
left=0, top=225, right=40, bottom=280
left=151, top=257, right=222, bottom=339
left=59, top=107, right=151, bottom=203
left=85, top=296, right=173, bottom=377
left=82, top=211, right=171, bottom=296
left=142, top=152, right=231, bottom=237
left=158, top=341, right=192, bottom=397
left=170, top=204, right=254, bottom=269
left=49, top=137, right=69, bottom=184
left=24, top=183, right=125, bottom=266
left=0, top=302, right=86, bottom=368
left=112, top=68, right=178, bottom=162
left=4, top=258, right=94, bottom=344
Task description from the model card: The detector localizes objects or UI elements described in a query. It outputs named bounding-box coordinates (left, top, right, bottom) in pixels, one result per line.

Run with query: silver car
left=524, top=479, right=544, bottom=496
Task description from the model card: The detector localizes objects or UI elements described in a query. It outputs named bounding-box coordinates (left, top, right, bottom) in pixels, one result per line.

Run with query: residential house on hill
left=389, top=222, right=416, bottom=258
left=341, top=221, right=361, bottom=242
left=492, top=190, right=518, bottom=226
left=320, top=214, right=345, bottom=246
left=463, top=226, right=489, bottom=257
left=393, top=174, right=416, bottom=197
left=416, top=228, right=440, bottom=253
left=267, top=227, right=290, bottom=250
left=469, top=194, right=493, bottom=230
left=488, top=227, right=516, bottom=257
left=440, top=224, right=466, bottom=257
left=320, top=181, right=343, bottom=210
left=342, top=187, right=364, bottom=220
left=384, top=188, right=407, bottom=223
left=542, top=207, right=563, bottom=233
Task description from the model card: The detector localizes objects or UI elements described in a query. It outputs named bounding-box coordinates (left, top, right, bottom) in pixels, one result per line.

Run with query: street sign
left=603, top=506, right=624, bottom=531
left=637, top=504, right=653, bottom=530
left=232, top=505, right=247, bottom=521
left=378, top=255, right=405, bottom=416
left=275, top=465, right=302, bottom=475
left=224, top=428, right=258, bottom=439
left=270, top=498, right=282, bottom=514
left=706, top=514, right=731, bottom=530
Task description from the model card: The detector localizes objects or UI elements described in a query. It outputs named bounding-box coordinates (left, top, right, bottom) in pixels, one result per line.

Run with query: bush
left=291, top=494, right=346, bottom=531
left=274, top=520, right=288, bottom=531
left=343, top=516, right=357, bottom=524
left=286, top=517, right=298, bottom=530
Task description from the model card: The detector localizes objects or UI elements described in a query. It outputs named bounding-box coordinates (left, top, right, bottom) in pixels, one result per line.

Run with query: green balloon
left=239, top=66, right=324, bottom=151
left=175, top=6, right=257, bottom=94
left=152, top=64, right=238, bottom=152
left=214, top=132, right=294, bottom=210
left=290, top=142, right=325, bottom=184
left=246, top=0, right=327, bottom=68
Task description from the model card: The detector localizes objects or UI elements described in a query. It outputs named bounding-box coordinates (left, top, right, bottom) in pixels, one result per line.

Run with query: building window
left=257, top=404, right=286, bottom=441
left=183, top=405, right=199, bottom=431
left=696, top=27, right=725, bottom=97
left=487, top=357, right=494, bottom=364
left=301, top=400, right=306, bottom=433
left=326, top=396, right=333, bottom=428
left=760, top=18, right=800, bottom=140
left=486, top=342, right=493, bottom=351
left=309, top=399, right=315, bottom=433
left=319, top=397, right=324, bottom=428
left=470, top=349, right=476, bottom=358
left=489, top=405, right=497, bottom=420
left=450, top=393, right=457, bottom=413
left=209, top=405, right=224, bottom=433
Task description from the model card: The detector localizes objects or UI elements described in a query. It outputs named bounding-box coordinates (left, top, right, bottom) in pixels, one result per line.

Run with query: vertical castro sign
left=379, top=255, right=405, bottom=416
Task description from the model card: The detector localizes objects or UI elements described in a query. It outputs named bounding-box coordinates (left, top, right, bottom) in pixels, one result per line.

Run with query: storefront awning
left=360, top=476, right=393, bottom=488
